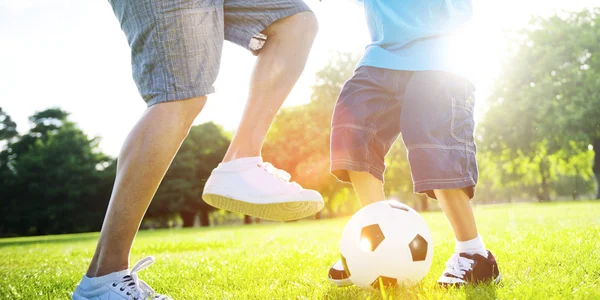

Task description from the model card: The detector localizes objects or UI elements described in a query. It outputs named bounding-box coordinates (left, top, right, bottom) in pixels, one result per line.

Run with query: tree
left=0, top=107, right=18, bottom=143
left=0, top=108, right=115, bottom=236
left=149, top=122, right=230, bottom=227
left=480, top=9, right=600, bottom=200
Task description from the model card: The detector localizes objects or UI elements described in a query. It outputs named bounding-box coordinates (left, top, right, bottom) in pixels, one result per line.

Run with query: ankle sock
left=455, top=235, right=487, bottom=258
left=80, top=269, right=129, bottom=287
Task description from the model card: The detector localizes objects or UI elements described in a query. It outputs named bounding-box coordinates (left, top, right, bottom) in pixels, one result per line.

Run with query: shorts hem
left=330, top=160, right=384, bottom=184
left=145, top=87, right=215, bottom=107
left=414, top=177, right=476, bottom=200
left=226, top=7, right=312, bottom=53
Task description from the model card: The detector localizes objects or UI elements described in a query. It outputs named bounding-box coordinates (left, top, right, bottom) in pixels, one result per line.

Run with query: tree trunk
left=537, top=159, right=551, bottom=202
left=593, top=139, right=600, bottom=200
left=595, top=173, right=600, bottom=200
left=315, top=211, right=322, bottom=220
left=181, top=211, right=196, bottom=228
left=199, top=210, right=210, bottom=227
left=244, top=215, right=252, bottom=225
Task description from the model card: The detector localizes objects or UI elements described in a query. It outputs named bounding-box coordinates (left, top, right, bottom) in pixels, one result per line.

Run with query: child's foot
left=73, top=257, right=171, bottom=299
left=437, top=250, right=501, bottom=286
left=203, top=157, right=324, bottom=222
left=328, top=259, right=353, bottom=287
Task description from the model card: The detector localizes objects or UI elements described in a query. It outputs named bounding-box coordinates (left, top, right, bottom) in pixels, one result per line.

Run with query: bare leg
left=348, top=171, right=385, bottom=206
left=223, top=12, right=318, bottom=161
left=86, top=97, right=206, bottom=277
left=435, top=188, right=478, bottom=241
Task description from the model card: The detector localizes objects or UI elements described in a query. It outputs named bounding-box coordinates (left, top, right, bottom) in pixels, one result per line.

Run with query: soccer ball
left=339, top=200, right=433, bottom=289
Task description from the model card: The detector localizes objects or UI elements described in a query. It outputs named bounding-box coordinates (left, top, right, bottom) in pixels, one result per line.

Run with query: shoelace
left=444, top=254, right=474, bottom=279
left=258, top=162, right=299, bottom=187
left=111, top=257, right=170, bottom=300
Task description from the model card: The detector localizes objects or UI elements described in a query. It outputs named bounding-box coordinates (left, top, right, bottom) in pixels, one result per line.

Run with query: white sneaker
left=73, top=257, right=171, bottom=300
left=202, top=157, right=324, bottom=221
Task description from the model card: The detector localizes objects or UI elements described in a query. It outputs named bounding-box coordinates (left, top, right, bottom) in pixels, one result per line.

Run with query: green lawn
left=1, top=202, right=599, bottom=299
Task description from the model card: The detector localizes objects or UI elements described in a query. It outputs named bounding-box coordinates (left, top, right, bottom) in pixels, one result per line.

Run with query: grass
left=1, top=201, right=599, bottom=299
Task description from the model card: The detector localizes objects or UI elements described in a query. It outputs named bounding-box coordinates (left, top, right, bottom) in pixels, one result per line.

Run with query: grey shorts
left=108, top=0, right=311, bottom=106
left=330, top=66, right=478, bottom=199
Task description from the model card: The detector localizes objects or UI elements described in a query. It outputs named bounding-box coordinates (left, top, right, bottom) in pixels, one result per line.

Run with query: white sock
left=455, top=235, right=487, bottom=258
left=218, top=156, right=262, bottom=170
left=79, top=269, right=129, bottom=287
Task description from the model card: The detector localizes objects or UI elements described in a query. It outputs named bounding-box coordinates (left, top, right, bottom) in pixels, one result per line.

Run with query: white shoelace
left=443, top=254, right=474, bottom=279
left=258, top=162, right=300, bottom=188
left=112, top=257, right=170, bottom=300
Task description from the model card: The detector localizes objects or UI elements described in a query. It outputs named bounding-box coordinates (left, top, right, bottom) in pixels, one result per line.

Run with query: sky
left=0, top=0, right=598, bottom=156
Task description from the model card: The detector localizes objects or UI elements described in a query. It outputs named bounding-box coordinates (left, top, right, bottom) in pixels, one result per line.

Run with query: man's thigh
left=109, top=0, right=224, bottom=106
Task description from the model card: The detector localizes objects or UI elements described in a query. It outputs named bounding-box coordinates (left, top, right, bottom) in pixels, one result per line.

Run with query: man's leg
left=202, top=12, right=323, bottom=221
left=223, top=12, right=318, bottom=161
left=86, top=97, right=206, bottom=277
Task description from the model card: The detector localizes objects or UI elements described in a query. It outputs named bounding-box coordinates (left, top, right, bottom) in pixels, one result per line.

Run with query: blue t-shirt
left=358, top=0, right=473, bottom=79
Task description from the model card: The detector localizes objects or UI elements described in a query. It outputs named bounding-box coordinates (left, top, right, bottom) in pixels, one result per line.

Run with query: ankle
left=455, top=235, right=487, bottom=257
left=86, top=255, right=129, bottom=278
left=223, top=150, right=262, bottom=162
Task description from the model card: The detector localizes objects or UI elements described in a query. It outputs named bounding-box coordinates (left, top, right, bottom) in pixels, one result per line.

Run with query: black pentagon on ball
left=409, top=234, right=428, bottom=261
left=388, top=201, right=409, bottom=211
left=371, top=275, right=398, bottom=289
left=341, top=254, right=351, bottom=277
left=360, top=224, right=385, bottom=252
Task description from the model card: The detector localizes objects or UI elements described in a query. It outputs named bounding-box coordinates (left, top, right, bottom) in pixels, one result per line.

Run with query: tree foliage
left=149, top=122, right=230, bottom=227
left=0, top=108, right=115, bottom=236
left=479, top=8, right=599, bottom=200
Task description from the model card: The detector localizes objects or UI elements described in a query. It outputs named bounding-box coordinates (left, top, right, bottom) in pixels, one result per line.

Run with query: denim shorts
left=108, top=0, right=310, bottom=106
left=330, top=66, right=478, bottom=199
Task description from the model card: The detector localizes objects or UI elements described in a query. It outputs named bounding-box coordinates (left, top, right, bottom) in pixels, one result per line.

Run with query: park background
left=1, top=0, right=599, bottom=236
left=1, top=1, right=600, bottom=299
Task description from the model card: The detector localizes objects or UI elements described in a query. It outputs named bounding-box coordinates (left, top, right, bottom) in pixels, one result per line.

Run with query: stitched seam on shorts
left=407, top=143, right=466, bottom=151
left=147, top=1, right=169, bottom=99
left=331, top=159, right=385, bottom=175
left=414, top=177, right=473, bottom=184
left=368, top=95, right=394, bottom=161
left=332, top=124, right=389, bottom=146
left=450, top=98, right=476, bottom=146
left=407, top=143, right=476, bottom=154
left=333, top=124, right=375, bottom=134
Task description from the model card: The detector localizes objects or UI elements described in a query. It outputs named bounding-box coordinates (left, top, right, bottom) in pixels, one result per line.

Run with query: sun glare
left=360, top=238, right=372, bottom=252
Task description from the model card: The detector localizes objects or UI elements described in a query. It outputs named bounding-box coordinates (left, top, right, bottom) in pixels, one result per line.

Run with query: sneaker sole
left=203, top=193, right=323, bottom=221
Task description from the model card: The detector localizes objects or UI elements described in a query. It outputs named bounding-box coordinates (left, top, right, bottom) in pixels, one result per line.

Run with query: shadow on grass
left=465, top=282, right=498, bottom=300
left=321, top=280, right=499, bottom=300
left=0, top=232, right=99, bottom=248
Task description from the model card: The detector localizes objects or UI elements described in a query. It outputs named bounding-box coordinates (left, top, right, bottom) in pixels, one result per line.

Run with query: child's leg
left=348, top=171, right=385, bottom=206
left=435, top=188, right=487, bottom=258
left=328, top=67, right=407, bottom=286
left=435, top=188, right=478, bottom=241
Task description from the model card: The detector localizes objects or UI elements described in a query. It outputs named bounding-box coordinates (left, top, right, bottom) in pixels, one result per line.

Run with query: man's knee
left=150, top=96, right=207, bottom=137
left=263, top=11, right=319, bottom=41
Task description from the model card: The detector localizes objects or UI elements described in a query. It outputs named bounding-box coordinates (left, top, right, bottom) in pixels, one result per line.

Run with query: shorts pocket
left=450, top=94, right=476, bottom=146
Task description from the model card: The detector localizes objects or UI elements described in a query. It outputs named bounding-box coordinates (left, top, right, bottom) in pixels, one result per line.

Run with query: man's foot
left=437, top=250, right=501, bottom=286
left=328, top=259, right=353, bottom=287
left=73, top=257, right=171, bottom=300
left=202, top=157, right=324, bottom=221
